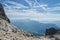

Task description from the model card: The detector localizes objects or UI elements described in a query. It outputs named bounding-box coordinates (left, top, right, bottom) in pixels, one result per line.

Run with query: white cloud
left=25, top=0, right=33, bottom=8
left=3, top=0, right=60, bottom=22
left=25, top=0, right=48, bottom=11
left=46, top=3, right=60, bottom=12
left=47, top=7, right=60, bottom=12
left=52, top=7, right=60, bottom=10
left=56, top=3, right=60, bottom=6
left=5, top=8, right=60, bottom=22
left=5, top=1, right=28, bottom=9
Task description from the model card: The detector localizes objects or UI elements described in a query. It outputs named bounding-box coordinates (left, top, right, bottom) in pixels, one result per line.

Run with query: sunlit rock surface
left=0, top=18, right=60, bottom=40
left=0, top=3, right=10, bottom=23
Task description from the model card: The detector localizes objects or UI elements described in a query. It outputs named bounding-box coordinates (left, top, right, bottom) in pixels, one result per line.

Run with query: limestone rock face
left=0, top=3, right=10, bottom=23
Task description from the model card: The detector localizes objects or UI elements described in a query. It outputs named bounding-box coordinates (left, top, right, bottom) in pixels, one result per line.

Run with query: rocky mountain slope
left=0, top=18, right=60, bottom=40
left=0, top=3, right=60, bottom=40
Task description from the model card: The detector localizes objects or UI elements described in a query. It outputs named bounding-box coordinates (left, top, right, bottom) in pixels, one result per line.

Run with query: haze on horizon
left=0, top=0, right=60, bottom=22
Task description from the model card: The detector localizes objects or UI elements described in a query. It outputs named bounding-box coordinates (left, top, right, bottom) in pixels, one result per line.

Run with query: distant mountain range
left=11, top=20, right=59, bottom=36
left=52, top=21, right=60, bottom=29
left=1, top=18, right=60, bottom=40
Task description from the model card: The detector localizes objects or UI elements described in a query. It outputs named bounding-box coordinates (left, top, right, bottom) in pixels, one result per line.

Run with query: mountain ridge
left=0, top=18, right=60, bottom=40
left=11, top=20, right=59, bottom=36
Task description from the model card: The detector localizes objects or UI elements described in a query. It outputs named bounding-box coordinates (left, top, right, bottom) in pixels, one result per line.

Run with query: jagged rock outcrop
left=0, top=3, right=10, bottom=23
left=45, top=27, right=58, bottom=35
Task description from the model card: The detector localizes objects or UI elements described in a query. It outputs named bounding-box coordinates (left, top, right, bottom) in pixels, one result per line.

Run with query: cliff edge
left=0, top=3, right=10, bottom=23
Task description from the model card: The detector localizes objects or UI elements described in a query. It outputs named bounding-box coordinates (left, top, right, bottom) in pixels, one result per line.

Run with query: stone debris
left=0, top=18, right=60, bottom=40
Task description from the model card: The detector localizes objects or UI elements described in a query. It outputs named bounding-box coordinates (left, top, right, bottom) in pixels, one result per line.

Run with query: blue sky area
left=0, top=0, right=60, bottom=22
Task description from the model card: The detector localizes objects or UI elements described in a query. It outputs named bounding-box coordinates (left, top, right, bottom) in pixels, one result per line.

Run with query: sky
left=0, top=0, right=60, bottom=22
